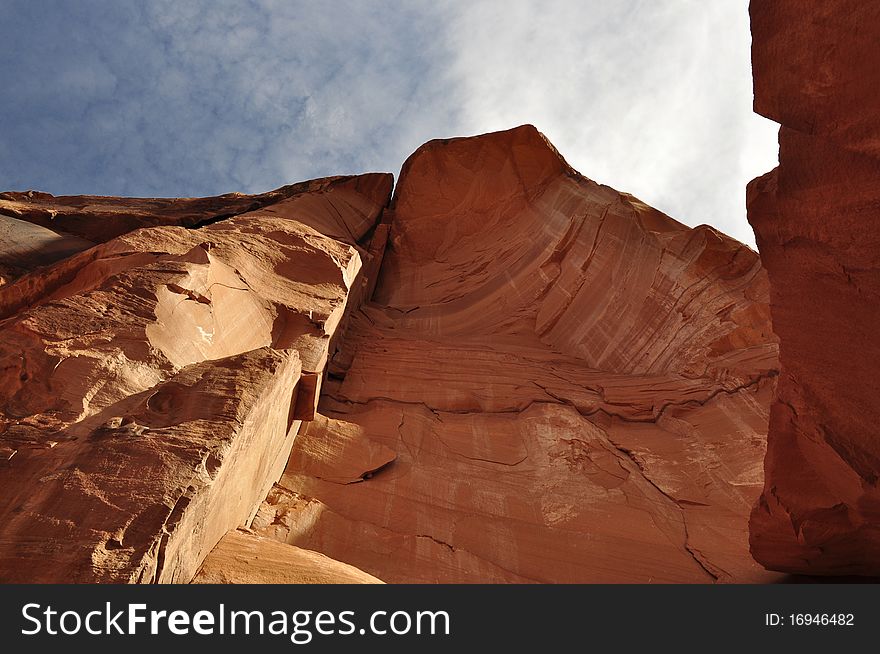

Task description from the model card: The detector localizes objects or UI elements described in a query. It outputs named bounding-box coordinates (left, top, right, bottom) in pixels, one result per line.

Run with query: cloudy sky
left=0, top=0, right=778, bottom=246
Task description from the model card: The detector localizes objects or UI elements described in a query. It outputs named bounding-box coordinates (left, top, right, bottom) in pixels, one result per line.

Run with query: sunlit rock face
left=258, top=125, right=779, bottom=583
left=748, top=0, right=880, bottom=576
left=0, top=175, right=391, bottom=582
left=0, top=125, right=780, bottom=584
left=192, top=530, right=383, bottom=584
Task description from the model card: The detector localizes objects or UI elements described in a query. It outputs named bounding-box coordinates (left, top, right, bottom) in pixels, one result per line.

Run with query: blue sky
left=0, top=0, right=777, bottom=246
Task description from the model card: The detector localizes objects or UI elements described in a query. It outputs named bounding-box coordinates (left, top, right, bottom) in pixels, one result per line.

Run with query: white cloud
left=440, top=0, right=778, bottom=246
left=0, top=0, right=776, bottom=246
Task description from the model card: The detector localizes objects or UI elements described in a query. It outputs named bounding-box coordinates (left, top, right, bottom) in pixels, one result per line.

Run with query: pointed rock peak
left=392, top=124, right=578, bottom=212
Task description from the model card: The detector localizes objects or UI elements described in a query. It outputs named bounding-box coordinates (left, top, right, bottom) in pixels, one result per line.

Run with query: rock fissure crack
left=600, top=439, right=721, bottom=583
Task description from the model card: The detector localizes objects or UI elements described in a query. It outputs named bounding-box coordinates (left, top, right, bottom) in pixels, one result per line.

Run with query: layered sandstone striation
left=748, top=1, right=880, bottom=575
left=254, top=126, right=780, bottom=583
left=0, top=175, right=391, bottom=245
left=0, top=175, right=391, bottom=582
left=0, top=123, right=783, bottom=584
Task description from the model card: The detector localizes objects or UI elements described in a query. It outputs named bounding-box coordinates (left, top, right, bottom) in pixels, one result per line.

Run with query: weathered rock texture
left=0, top=175, right=391, bottom=582
left=748, top=0, right=880, bottom=575
left=254, top=125, right=780, bottom=583
left=0, top=124, right=782, bottom=584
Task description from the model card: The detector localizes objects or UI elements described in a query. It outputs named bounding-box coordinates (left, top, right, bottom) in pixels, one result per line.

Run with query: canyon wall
left=4, top=2, right=877, bottom=579
left=1, top=123, right=785, bottom=583
left=247, top=126, right=780, bottom=583
left=0, top=175, right=391, bottom=582
left=747, top=0, right=880, bottom=575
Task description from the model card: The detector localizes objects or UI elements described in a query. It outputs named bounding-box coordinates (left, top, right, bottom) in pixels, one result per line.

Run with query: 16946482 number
left=790, top=614, right=854, bottom=626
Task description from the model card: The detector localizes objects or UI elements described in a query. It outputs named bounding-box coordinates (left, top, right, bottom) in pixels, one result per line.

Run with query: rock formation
left=0, top=214, right=93, bottom=286
left=192, top=530, right=383, bottom=584
left=250, top=126, right=779, bottom=583
left=748, top=0, right=880, bottom=575
left=0, top=124, right=782, bottom=583
left=0, top=175, right=391, bottom=582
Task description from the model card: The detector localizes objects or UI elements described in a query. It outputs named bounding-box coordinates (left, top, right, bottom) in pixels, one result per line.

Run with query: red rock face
left=748, top=1, right=880, bottom=575
left=0, top=175, right=391, bottom=582
left=0, top=175, right=391, bottom=244
left=0, top=124, right=782, bottom=584
left=255, top=126, right=780, bottom=583
left=0, top=215, right=93, bottom=286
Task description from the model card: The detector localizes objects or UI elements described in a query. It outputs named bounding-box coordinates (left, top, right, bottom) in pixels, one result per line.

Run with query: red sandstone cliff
left=0, top=125, right=781, bottom=583
left=248, top=126, right=779, bottom=583
left=748, top=0, right=880, bottom=575
left=0, top=175, right=391, bottom=582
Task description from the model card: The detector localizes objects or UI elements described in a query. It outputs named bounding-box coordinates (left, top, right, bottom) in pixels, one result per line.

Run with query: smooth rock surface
left=0, top=123, right=788, bottom=584
left=0, top=175, right=391, bottom=244
left=193, top=530, right=383, bottom=584
left=0, top=213, right=93, bottom=286
left=748, top=0, right=880, bottom=575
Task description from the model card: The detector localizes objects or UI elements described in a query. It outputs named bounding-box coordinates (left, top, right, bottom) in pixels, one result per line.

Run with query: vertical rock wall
left=748, top=0, right=880, bottom=575
left=250, top=126, right=781, bottom=583
left=0, top=175, right=391, bottom=582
